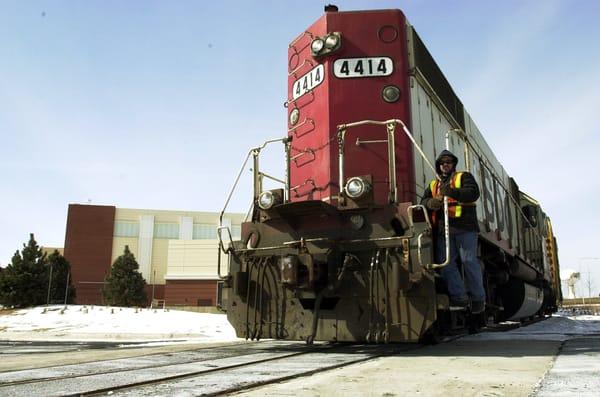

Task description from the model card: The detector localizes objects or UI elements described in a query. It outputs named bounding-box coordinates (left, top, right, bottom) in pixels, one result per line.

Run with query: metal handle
left=288, top=118, right=315, bottom=137
left=291, top=148, right=316, bottom=166
left=406, top=204, right=432, bottom=236
left=417, top=231, right=427, bottom=268
left=428, top=129, right=462, bottom=270
left=288, top=59, right=315, bottom=77
left=428, top=199, right=450, bottom=270
left=387, top=123, right=397, bottom=203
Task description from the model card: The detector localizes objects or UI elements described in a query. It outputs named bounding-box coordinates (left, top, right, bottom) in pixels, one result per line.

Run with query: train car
left=217, top=6, right=561, bottom=343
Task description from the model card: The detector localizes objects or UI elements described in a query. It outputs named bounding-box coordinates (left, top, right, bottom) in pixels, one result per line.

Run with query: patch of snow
left=468, top=313, right=600, bottom=342
left=0, top=305, right=242, bottom=344
left=1, top=306, right=598, bottom=344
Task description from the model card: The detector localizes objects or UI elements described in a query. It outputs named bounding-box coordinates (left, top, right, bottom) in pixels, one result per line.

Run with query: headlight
left=311, top=39, right=325, bottom=55
left=311, top=32, right=341, bottom=57
left=258, top=191, right=275, bottom=210
left=324, top=33, right=340, bottom=49
left=289, top=108, right=300, bottom=126
left=345, top=177, right=371, bottom=199
left=257, top=189, right=283, bottom=210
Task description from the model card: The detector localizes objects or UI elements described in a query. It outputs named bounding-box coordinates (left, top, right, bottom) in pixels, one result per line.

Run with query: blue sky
left=1, top=1, right=599, bottom=296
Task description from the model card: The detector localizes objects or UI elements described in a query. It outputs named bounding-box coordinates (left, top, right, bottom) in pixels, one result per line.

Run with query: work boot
left=449, top=298, right=469, bottom=311
left=471, top=301, right=485, bottom=314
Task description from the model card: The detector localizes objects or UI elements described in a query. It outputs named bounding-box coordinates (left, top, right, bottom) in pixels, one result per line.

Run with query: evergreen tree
left=102, top=246, right=147, bottom=306
left=46, top=250, right=76, bottom=304
left=0, top=234, right=47, bottom=307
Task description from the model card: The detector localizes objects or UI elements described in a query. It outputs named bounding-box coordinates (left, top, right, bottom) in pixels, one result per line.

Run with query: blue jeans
left=436, top=230, right=485, bottom=303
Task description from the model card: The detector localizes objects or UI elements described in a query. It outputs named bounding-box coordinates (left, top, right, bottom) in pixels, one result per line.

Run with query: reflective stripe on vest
left=429, top=172, right=464, bottom=219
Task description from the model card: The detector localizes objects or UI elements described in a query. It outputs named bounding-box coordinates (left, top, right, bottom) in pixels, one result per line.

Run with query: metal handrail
left=427, top=129, right=462, bottom=269
left=336, top=118, right=450, bottom=269
left=443, top=128, right=546, bottom=266
left=406, top=204, right=432, bottom=237
left=216, top=226, right=234, bottom=279
left=259, top=172, right=286, bottom=185
left=447, top=125, right=544, bottom=243
left=217, top=137, right=291, bottom=279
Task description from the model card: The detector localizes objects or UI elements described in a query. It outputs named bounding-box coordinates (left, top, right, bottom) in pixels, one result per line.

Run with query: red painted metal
left=287, top=9, right=415, bottom=205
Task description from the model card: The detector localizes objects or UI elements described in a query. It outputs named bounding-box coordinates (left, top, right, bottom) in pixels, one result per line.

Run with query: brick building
left=63, top=204, right=243, bottom=307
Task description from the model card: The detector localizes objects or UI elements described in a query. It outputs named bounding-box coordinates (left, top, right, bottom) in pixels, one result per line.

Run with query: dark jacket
left=420, top=150, right=480, bottom=232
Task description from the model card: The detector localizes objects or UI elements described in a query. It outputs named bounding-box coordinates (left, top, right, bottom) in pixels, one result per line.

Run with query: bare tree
left=585, top=267, right=594, bottom=298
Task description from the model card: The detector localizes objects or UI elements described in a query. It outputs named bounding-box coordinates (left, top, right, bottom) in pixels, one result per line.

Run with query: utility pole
left=63, top=271, right=70, bottom=309
left=152, top=269, right=156, bottom=306
left=46, top=262, right=53, bottom=307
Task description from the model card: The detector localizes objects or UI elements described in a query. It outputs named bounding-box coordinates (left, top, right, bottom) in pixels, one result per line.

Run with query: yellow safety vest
left=429, top=172, right=465, bottom=220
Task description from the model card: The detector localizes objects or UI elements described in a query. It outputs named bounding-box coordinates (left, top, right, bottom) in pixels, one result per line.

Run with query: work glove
left=439, top=183, right=454, bottom=197
left=425, top=197, right=442, bottom=210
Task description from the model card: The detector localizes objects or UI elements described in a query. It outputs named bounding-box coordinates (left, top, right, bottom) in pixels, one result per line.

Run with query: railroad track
left=0, top=340, right=418, bottom=396
left=0, top=316, right=552, bottom=396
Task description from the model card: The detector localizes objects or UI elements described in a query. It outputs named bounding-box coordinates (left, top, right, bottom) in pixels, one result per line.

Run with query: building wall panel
left=166, top=240, right=222, bottom=279
left=112, top=237, right=139, bottom=264
left=151, top=239, right=169, bottom=284
left=63, top=204, right=115, bottom=304
left=165, top=280, right=217, bottom=306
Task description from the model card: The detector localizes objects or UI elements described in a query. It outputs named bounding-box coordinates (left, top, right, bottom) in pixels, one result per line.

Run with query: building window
left=193, top=223, right=217, bottom=239
left=154, top=223, right=179, bottom=239
left=114, top=222, right=139, bottom=237
left=231, top=225, right=241, bottom=240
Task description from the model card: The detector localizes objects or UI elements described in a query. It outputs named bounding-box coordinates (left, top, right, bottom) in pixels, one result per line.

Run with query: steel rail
left=0, top=342, right=421, bottom=396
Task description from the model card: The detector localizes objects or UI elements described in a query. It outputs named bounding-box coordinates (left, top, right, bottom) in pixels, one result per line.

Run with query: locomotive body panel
left=407, top=32, right=551, bottom=274
left=287, top=10, right=415, bottom=205
left=287, top=15, right=332, bottom=201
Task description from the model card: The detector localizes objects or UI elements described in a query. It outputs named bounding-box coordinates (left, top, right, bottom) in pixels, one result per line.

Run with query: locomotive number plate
left=333, top=57, right=393, bottom=78
left=292, top=64, right=325, bottom=100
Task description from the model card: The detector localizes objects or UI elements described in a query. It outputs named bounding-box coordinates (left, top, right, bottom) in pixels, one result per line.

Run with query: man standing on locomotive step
left=421, top=150, right=486, bottom=314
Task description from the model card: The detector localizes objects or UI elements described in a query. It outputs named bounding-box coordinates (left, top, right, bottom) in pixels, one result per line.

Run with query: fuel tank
left=497, top=277, right=543, bottom=321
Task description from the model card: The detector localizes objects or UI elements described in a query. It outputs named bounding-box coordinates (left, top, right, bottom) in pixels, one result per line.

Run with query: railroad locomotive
left=217, top=7, right=561, bottom=343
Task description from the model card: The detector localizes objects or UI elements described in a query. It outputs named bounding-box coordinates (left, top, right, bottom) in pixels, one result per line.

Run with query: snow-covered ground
left=1, top=305, right=598, bottom=344
left=469, top=310, right=600, bottom=342
left=0, top=305, right=241, bottom=344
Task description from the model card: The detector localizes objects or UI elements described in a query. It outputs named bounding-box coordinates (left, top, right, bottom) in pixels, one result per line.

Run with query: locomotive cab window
left=522, top=205, right=538, bottom=228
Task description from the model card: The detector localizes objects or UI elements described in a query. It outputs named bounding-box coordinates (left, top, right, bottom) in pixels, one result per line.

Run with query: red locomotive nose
left=287, top=9, right=415, bottom=207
